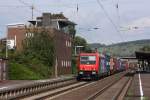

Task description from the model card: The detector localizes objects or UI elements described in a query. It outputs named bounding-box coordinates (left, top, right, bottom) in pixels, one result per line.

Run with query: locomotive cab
left=77, top=53, right=99, bottom=80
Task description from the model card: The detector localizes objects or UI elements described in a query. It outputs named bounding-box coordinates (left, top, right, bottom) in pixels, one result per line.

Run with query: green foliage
left=140, top=45, right=150, bottom=52
left=74, top=36, right=92, bottom=52
left=8, top=29, right=55, bottom=80
left=71, top=36, right=92, bottom=74
left=107, top=39, right=150, bottom=57
left=22, top=30, right=55, bottom=67
left=0, top=43, right=6, bottom=58
left=9, top=62, right=42, bottom=80
left=68, top=25, right=76, bottom=38
left=71, top=56, right=77, bottom=74
left=89, top=39, right=150, bottom=57
left=74, top=36, right=87, bottom=47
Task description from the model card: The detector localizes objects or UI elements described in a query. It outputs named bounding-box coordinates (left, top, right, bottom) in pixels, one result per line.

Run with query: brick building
left=7, top=13, right=76, bottom=76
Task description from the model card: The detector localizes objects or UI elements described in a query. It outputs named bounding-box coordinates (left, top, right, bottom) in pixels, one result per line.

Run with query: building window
left=68, top=61, right=70, bottom=67
left=66, top=41, right=67, bottom=47
left=61, top=60, right=63, bottom=67
left=66, top=41, right=71, bottom=47
left=62, top=60, right=67, bottom=67
left=66, top=41, right=68, bottom=47
left=66, top=61, right=67, bottom=67
left=26, top=33, right=34, bottom=38
left=63, top=61, right=65, bottom=67
left=62, top=60, right=72, bottom=67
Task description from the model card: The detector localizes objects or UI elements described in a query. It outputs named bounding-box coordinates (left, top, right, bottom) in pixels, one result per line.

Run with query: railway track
left=24, top=81, right=91, bottom=100
left=0, top=72, right=132, bottom=100
left=87, top=72, right=134, bottom=100
left=34, top=72, right=128, bottom=100
left=0, top=76, right=76, bottom=100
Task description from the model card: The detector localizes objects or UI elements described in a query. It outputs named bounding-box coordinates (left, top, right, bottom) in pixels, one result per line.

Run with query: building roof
left=37, top=13, right=67, bottom=20
left=7, top=23, right=25, bottom=26
left=135, top=51, right=150, bottom=60
left=56, top=19, right=76, bottom=25
left=0, top=38, right=6, bottom=41
left=51, top=13, right=68, bottom=19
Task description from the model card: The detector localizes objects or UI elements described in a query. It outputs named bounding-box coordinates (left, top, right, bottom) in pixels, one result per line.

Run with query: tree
left=0, top=43, right=5, bottom=58
left=9, top=29, right=55, bottom=79
left=68, top=25, right=76, bottom=38
left=140, top=46, right=150, bottom=52
left=22, top=29, right=55, bottom=67
left=71, top=36, right=92, bottom=74
left=74, top=36, right=92, bottom=53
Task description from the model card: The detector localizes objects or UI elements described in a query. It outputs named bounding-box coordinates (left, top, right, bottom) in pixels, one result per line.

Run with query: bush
left=9, top=62, right=43, bottom=80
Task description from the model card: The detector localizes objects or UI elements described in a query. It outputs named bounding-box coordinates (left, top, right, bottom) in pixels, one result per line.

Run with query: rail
left=87, top=72, right=134, bottom=100
left=0, top=76, right=75, bottom=100
left=115, top=74, right=133, bottom=100
left=32, top=81, right=88, bottom=100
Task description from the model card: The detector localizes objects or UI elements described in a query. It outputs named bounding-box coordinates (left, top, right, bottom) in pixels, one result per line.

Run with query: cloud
left=0, top=0, right=150, bottom=43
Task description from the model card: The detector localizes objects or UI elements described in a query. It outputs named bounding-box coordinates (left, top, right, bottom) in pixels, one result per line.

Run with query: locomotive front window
left=80, top=56, right=96, bottom=64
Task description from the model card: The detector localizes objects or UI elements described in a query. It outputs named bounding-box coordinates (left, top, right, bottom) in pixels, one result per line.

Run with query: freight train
left=76, top=51, right=128, bottom=80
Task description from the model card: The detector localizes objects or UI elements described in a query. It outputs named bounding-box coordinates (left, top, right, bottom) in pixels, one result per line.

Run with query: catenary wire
left=96, top=0, right=125, bottom=42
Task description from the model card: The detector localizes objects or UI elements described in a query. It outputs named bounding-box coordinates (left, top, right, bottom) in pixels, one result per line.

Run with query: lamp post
left=55, top=57, right=58, bottom=78
left=5, top=39, right=8, bottom=58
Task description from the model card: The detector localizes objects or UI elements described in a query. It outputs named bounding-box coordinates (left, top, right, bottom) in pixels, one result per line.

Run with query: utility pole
left=55, top=57, right=58, bottom=78
left=5, top=39, right=8, bottom=58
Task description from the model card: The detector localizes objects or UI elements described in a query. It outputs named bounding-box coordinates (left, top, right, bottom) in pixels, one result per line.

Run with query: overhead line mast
left=115, top=0, right=127, bottom=42
left=18, top=0, right=35, bottom=20
left=96, top=0, right=125, bottom=42
left=31, top=5, right=34, bottom=20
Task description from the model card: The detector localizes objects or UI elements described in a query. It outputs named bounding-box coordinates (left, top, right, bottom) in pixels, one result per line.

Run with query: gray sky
left=0, top=0, right=150, bottom=44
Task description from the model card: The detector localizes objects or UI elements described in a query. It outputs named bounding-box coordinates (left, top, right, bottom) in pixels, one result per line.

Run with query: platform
left=0, top=75, right=74, bottom=90
left=125, top=72, right=150, bottom=100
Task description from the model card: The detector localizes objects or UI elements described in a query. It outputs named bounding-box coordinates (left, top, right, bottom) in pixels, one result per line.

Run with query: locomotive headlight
left=93, top=68, right=96, bottom=71
left=92, top=71, right=96, bottom=74
left=79, top=71, right=83, bottom=74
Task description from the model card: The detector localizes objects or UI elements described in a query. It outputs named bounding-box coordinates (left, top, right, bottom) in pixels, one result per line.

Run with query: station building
left=135, top=51, right=150, bottom=72
left=7, top=13, right=76, bottom=76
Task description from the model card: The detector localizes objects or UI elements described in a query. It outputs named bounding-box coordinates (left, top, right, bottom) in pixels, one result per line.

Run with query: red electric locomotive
left=77, top=52, right=100, bottom=80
